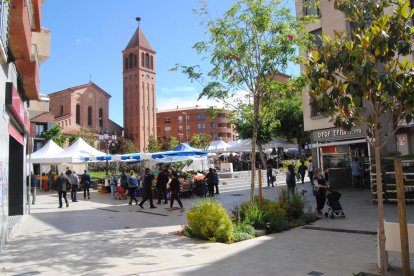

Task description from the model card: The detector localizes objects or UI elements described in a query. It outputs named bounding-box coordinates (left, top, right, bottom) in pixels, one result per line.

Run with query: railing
left=24, top=0, right=34, bottom=30
left=0, top=0, right=9, bottom=58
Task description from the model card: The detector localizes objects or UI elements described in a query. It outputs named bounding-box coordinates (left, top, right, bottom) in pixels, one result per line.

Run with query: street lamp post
left=99, top=128, right=117, bottom=174
left=182, top=112, right=188, bottom=143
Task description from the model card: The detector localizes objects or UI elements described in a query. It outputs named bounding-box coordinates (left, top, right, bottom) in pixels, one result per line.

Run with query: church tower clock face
left=122, top=21, right=156, bottom=152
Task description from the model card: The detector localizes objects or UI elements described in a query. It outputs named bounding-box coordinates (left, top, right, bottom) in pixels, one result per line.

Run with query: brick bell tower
left=123, top=17, right=156, bottom=152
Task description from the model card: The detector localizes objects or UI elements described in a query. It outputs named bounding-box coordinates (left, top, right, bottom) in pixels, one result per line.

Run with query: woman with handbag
left=312, top=168, right=330, bottom=217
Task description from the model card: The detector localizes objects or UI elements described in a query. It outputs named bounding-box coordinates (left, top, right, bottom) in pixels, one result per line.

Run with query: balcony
left=31, top=27, right=50, bottom=64
left=9, top=0, right=32, bottom=61
left=0, top=1, right=10, bottom=64
left=15, top=57, right=39, bottom=100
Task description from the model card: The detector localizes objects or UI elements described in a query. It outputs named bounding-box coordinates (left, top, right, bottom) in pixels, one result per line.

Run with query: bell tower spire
left=122, top=18, right=157, bottom=152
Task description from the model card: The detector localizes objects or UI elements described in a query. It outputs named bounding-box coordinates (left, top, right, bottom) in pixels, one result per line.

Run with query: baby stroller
left=325, top=189, right=345, bottom=219
left=115, top=186, right=127, bottom=200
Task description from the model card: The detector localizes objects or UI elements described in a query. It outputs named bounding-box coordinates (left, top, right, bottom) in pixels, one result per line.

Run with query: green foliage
left=79, top=128, right=96, bottom=147
left=68, top=134, right=80, bottom=145
left=175, top=0, right=316, bottom=200
left=160, top=136, right=179, bottom=151
left=90, top=171, right=107, bottom=179
left=190, top=133, right=211, bottom=150
left=119, top=138, right=137, bottom=154
left=233, top=222, right=255, bottom=242
left=186, top=199, right=234, bottom=243
left=286, top=194, right=305, bottom=220
left=147, top=135, right=161, bottom=152
left=42, top=125, right=66, bottom=147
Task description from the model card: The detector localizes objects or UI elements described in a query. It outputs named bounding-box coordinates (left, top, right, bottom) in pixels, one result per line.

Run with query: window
left=134, top=54, right=137, bottom=67
left=178, top=125, right=183, bottom=131
left=124, top=57, right=128, bottom=70
left=310, top=28, right=323, bottom=48
left=164, top=117, right=171, bottom=124
left=76, top=104, right=80, bottom=125
left=150, top=55, right=154, bottom=70
left=60, top=105, right=63, bottom=116
left=178, top=115, right=183, bottom=123
left=99, top=108, right=103, bottom=128
left=198, top=124, right=202, bottom=130
left=35, top=123, right=46, bottom=137
left=141, top=52, right=144, bottom=67
left=211, top=123, right=216, bottom=128
left=303, top=0, right=320, bottom=17
left=202, top=124, right=206, bottom=130
left=129, top=53, right=133, bottom=68
left=186, top=125, right=190, bottom=130
left=88, top=106, right=92, bottom=126
left=145, top=53, right=150, bottom=68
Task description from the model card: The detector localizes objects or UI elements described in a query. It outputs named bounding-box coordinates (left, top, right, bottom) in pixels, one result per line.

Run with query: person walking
left=127, top=170, right=139, bottom=205
left=286, top=164, right=296, bottom=198
left=81, top=170, right=91, bottom=200
left=266, top=162, right=274, bottom=187
left=120, top=170, right=128, bottom=195
left=109, top=171, right=118, bottom=199
left=67, top=170, right=79, bottom=202
left=213, top=168, right=220, bottom=194
left=205, top=168, right=215, bottom=197
left=57, top=172, right=70, bottom=208
left=312, top=168, right=330, bottom=217
left=139, top=168, right=156, bottom=209
left=167, top=171, right=184, bottom=212
left=352, top=157, right=362, bottom=189
left=48, top=170, right=54, bottom=191
left=308, top=160, right=314, bottom=182
left=156, top=166, right=169, bottom=204
left=26, top=172, right=38, bottom=205
left=298, top=161, right=307, bottom=184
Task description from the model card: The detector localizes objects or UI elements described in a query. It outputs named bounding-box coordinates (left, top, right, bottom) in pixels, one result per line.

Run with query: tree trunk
left=257, top=141, right=267, bottom=171
left=250, top=94, right=260, bottom=202
left=374, top=128, right=387, bottom=275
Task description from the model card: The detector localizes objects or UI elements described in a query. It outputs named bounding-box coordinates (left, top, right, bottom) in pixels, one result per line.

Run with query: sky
left=40, top=0, right=299, bottom=126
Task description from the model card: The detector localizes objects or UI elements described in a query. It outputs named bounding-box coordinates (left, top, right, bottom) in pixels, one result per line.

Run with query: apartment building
left=0, top=0, right=50, bottom=251
left=156, top=107, right=237, bottom=144
left=295, top=0, right=397, bottom=188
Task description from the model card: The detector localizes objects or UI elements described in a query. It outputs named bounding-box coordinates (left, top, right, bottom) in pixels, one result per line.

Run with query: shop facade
left=310, top=126, right=396, bottom=189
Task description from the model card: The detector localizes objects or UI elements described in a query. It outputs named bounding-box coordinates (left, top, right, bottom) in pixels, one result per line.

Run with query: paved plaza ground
left=1, top=179, right=413, bottom=276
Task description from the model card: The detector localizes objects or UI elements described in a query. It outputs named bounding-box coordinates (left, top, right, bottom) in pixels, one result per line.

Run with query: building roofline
left=48, top=82, right=112, bottom=99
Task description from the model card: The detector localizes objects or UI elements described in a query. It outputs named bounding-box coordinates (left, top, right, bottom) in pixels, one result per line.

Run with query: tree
left=174, top=0, right=314, bottom=200
left=147, top=135, right=161, bottom=152
left=116, top=138, right=137, bottom=154
left=42, top=125, right=66, bottom=147
left=68, top=134, right=79, bottom=146
left=305, top=1, right=414, bottom=273
left=160, top=136, right=179, bottom=151
left=190, top=133, right=211, bottom=150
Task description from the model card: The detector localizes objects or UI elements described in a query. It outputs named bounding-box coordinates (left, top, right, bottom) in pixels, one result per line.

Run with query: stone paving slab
left=1, top=185, right=413, bottom=275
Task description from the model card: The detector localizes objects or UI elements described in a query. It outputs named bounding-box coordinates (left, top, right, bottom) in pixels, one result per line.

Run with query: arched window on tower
left=99, top=108, right=103, bottom=128
left=88, top=106, right=92, bottom=126
left=76, top=104, right=80, bottom=125
left=134, top=54, right=137, bottom=67
left=150, top=55, right=154, bottom=70
left=124, top=57, right=128, bottom=70
left=145, top=53, right=150, bottom=68
left=129, top=53, right=133, bottom=69
left=141, top=52, right=144, bottom=67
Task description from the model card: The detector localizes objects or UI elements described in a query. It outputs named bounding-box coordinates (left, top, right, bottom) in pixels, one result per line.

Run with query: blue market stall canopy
left=151, top=150, right=207, bottom=159
left=172, top=143, right=203, bottom=151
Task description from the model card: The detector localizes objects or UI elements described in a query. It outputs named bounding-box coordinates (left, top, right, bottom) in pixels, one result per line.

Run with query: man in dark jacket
left=156, top=166, right=169, bottom=204
left=81, top=170, right=92, bottom=200
left=26, top=172, right=38, bottom=205
left=139, top=168, right=156, bottom=209
left=57, top=172, right=70, bottom=208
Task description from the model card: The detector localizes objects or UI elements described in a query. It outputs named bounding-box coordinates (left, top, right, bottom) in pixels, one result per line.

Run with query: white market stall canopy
left=28, top=140, right=64, bottom=164
left=44, top=138, right=107, bottom=164
left=207, top=140, right=232, bottom=153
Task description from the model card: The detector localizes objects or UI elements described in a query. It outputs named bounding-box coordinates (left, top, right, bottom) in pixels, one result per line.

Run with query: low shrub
left=186, top=199, right=234, bottom=243
left=265, top=212, right=289, bottom=233
left=233, top=222, right=255, bottom=242
left=286, top=194, right=305, bottom=220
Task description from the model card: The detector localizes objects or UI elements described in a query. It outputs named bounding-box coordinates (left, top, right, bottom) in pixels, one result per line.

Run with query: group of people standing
left=117, top=165, right=185, bottom=212
left=54, top=169, right=92, bottom=208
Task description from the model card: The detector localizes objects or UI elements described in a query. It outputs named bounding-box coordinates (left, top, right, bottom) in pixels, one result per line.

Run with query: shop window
left=76, top=104, right=80, bottom=125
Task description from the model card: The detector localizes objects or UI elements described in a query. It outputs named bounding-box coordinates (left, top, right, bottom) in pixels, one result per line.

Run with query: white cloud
left=156, top=96, right=224, bottom=111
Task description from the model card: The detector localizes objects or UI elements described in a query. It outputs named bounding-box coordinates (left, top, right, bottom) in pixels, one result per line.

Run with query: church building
left=123, top=21, right=156, bottom=152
